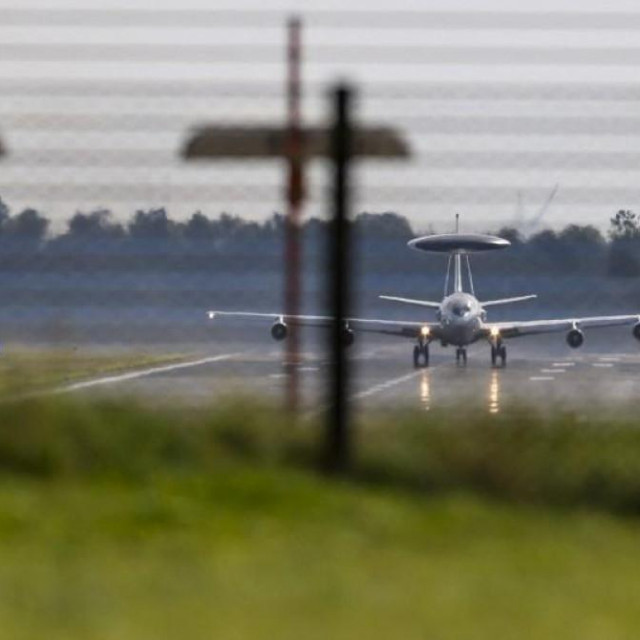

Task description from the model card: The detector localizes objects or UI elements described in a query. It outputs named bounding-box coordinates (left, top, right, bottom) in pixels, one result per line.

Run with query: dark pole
left=284, top=16, right=303, bottom=412
left=325, top=84, right=353, bottom=473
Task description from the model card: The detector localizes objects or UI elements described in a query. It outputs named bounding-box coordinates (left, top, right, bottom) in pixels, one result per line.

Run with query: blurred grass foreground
left=1, top=398, right=640, bottom=639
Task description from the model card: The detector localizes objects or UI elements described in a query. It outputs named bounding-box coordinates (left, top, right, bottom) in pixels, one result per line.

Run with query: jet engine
left=270, top=321, right=288, bottom=341
left=566, top=328, right=584, bottom=348
left=633, top=322, right=640, bottom=341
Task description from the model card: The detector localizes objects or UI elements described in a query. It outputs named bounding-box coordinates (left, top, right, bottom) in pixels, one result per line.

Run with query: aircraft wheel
left=413, top=345, right=421, bottom=369
left=414, top=344, right=430, bottom=368
left=422, top=344, right=430, bottom=368
left=499, top=345, right=507, bottom=367
left=456, top=348, right=467, bottom=366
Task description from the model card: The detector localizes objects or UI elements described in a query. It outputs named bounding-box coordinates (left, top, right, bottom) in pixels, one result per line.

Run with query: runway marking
left=552, top=362, right=575, bottom=367
left=352, top=370, right=423, bottom=400
left=541, top=368, right=565, bottom=374
left=304, top=357, right=445, bottom=420
left=592, top=363, right=614, bottom=368
left=43, top=353, right=241, bottom=396
left=598, top=357, right=621, bottom=362
left=529, top=376, right=555, bottom=381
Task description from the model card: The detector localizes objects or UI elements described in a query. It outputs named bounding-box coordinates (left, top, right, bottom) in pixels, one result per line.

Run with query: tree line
left=0, top=197, right=639, bottom=276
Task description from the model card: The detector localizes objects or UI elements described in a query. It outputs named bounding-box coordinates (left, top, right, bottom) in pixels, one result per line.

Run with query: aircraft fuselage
left=436, top=292, right=485, bottom=347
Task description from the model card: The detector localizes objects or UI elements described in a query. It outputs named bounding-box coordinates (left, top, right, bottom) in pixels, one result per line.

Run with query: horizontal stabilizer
left=481, top=294, right=537, bottom=307
left=379, top=295, right=441, bottom=309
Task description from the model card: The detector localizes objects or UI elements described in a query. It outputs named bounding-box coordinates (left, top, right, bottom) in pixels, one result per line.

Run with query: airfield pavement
left=46, top=326, right=640, bottom=416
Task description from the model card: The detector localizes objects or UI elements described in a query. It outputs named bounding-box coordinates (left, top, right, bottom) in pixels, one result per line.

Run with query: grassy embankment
left=0, top=398, right=639, bottom=639
left=0, top=348, right=193, bottom=396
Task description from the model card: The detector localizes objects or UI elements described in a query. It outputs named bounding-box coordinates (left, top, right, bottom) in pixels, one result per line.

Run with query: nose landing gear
left=455, top=347, right=467, bottom=366
left=413, top=342, right=430, bottom=368
left=491, top=343, right=507, bottom=367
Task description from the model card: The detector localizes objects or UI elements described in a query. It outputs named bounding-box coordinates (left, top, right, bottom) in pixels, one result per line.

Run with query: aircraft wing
left=487, top=314, right=640, bottom=339
left=207, top=310, right=438, bottom=339
left=379, top=295, right=441, bottom=309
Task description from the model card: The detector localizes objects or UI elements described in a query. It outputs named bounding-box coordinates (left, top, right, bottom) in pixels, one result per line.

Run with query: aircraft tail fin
left=379, top=295, right=441, bottom=309
left=481, top=294, right=537, bottom=308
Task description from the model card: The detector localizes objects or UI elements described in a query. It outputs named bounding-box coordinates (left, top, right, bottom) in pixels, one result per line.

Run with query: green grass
left=1, top=472, right=640, bottom=639
left=0, top=399, right=639, bottom=638
left=0, top=348, right=192, bottom=396
left=358, top=406, right=640, bottom=513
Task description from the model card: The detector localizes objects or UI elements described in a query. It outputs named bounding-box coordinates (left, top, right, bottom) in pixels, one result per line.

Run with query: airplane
left=207, top=225, right=640, bottom=368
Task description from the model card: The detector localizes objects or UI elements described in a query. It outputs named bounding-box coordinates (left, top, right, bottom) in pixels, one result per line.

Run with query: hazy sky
left=14, top=0, right=640, bottom=10
left=2, top=1, right=640, bottom=233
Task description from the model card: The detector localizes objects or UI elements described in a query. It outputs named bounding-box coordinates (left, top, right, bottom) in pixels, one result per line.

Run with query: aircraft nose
left=452, top=305, right=471, bottom=318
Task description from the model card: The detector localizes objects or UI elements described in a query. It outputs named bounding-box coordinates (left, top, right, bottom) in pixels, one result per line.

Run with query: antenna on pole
left=455, top=213, right=460, bottom=233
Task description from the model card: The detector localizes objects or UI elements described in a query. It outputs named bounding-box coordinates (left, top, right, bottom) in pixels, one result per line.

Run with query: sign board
left=182, top=126, right=410, bottom=159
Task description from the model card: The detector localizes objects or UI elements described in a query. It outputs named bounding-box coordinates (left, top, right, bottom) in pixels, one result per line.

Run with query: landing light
left=208, top=312, right=215, bottom=320
left=421, top=326, right=431, bottom=337
left=490, top=326, right=500, bottom=337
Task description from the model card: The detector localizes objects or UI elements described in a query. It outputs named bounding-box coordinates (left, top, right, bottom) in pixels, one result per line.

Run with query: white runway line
left=592, top=363, right=614, bottom=368
left=352, top=370, right=423, bottom=400
left=305, top=367, right=427, bottom=420
left=44, top=353, right=241, bottom=396
left=552, top=362, right=575, bottom=367
left=529, top=376, right=555, bottom=381
left=541, top=368, right=565, bottom=374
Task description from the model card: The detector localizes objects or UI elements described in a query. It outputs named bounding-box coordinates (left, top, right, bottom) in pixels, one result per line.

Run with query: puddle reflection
left=420, top=370, right=431, bottom=411
left=488, top=368, right=500, bottom=414
left=416, top=368, right=501, bottom=412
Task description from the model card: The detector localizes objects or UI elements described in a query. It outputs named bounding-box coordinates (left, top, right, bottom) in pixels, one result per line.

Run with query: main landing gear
left=455, top=347, right=467, bottom=366
left=491, top=342, right=507, bottom=368
left=413, top=342, right=430, bottom=368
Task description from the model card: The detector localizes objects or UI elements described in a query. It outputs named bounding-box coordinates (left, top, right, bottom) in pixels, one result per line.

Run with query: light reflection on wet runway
left=488, top=369, right=500, bottom=414
left=419, top=370, right=431, bottom=411
left=418, top=366, right=502, bottom=414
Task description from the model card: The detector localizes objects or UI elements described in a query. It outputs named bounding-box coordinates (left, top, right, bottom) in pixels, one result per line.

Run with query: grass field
left=0, top=399, right=638, bottom=639
left=0, top=348, right=192, bottom=396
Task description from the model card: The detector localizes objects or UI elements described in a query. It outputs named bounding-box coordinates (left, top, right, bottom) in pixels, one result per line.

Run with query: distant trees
left=0, top=194, right=638, bottom=278
left=609, top=209, right=640, bottom=240
left=3, top=208, right=49, bottom=242
left=529, top=228, right=558, bottom=249
left=0, top=199, right=49, bottom=246
left=608, top=210, right=640, bottom=277
left=183, top=212, right=217, bottom=241
left=354, top=212, right=413, bottom=239
left=67, top=209, right=124, bottom=241
left=128, top=208, right=177, bottom=240
left=0, top=197, right=10, bottom=227
left=559, top=224, right=604, bottom=246
left=494, top=226, right=523, bottom=245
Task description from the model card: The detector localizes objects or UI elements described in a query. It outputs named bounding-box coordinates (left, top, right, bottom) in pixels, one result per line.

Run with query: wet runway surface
left=66, top=330, right=640, bottom=415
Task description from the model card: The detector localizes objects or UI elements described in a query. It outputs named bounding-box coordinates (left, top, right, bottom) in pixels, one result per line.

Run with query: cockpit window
left=453, top=303, right=471, bottom=317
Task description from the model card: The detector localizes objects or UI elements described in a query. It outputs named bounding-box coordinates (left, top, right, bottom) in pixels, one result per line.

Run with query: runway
left=58, top=328, right=640, bottom=415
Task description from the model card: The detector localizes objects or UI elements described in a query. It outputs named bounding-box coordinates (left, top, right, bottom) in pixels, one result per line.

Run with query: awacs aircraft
left=207, top=230, right=640, bottom=368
